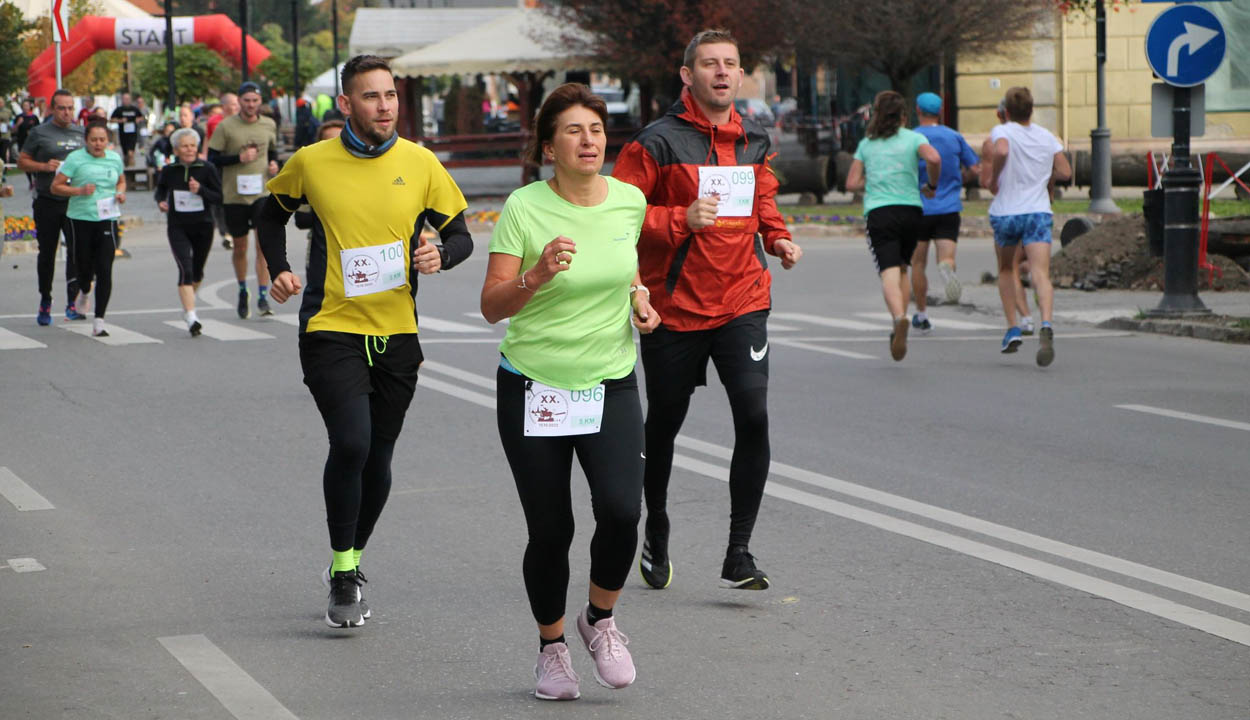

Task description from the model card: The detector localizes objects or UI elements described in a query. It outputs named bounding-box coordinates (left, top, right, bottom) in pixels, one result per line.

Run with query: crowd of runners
left=6, top=26, right=1073, bottom=703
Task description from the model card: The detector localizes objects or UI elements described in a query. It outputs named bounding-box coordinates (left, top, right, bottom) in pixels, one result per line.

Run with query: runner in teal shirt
left=51, top=120, right=126, bottom=336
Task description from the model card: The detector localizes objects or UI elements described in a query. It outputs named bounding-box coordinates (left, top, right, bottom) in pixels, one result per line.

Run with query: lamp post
left=240, top=0, right=249, bottom=82
left=331, top=0, right=339, bottom=96
left=1088, top=0, right=1119, bottom=214
left=164, top=0, right=175, bottom=109
left=291, top=0, right=300, bottom=96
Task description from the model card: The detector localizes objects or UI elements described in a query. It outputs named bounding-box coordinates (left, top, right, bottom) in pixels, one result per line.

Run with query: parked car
left=734, top=98, right=775, bottom=127
left=591, top=86, right=637, bottom=128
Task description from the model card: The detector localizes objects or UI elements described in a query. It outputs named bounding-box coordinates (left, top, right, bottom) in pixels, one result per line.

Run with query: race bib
left=97, top=196, right=121, bottom=219
left=173, top=189, right=204, bottom=212
left=524, top=380, right=605, bottom=436
left=698, top=165, right=755, bottom=217
left=123, top=122, right=136, bottom=134
left=0, top=122, right=8, bottom=133
left=236, top=173, right=263, bottom=195
left=340, top=239, right=407, bottom=298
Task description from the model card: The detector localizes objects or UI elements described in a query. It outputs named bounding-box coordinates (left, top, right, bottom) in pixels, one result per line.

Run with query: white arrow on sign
left=1167, top=21, right=1220, bottom=78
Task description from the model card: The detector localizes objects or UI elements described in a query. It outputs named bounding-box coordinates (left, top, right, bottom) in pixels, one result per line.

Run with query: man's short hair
left=682, top=29, right=738, bottom=68
left=341, top=55, right=393, bottom=95
left=51, top=89, right=74, bottom=107
left=1004, top=87, right=1033, bottom=122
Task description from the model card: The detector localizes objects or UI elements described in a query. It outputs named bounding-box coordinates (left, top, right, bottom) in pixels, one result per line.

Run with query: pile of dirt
left=1050, top=213, right=1250, bottom=291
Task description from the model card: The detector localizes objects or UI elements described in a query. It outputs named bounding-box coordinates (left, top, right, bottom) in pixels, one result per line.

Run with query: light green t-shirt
left=58, top=148, right=124, bottom=222
left=491, top=176, right=646, bottom=390
left=853, top=127, right=929, bottom=213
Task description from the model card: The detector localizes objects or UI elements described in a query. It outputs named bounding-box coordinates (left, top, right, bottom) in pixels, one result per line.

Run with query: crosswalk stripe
left=62, top=323, right=162, bottom=345
left=0, top=467, right=55, bottom=511
left=418, top=316, right=491, bottom=333
left=772, top=337, right=876, bottom=360
left=772, top=311, right=888, bottom=331
left=0, top=327, right=46, bottom=350
left=856, top=312, right=1000, bottom=330
left=164, top=320, right=274, bottom=341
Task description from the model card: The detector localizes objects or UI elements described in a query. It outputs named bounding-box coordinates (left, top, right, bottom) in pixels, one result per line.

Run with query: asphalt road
left=1, top=216, right=1247, bottom=719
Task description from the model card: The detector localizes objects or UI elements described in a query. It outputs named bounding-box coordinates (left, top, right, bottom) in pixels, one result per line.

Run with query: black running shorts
left=865, top=205, right=923, bottom=272
left=917, top=211, right=961, bottom=243
left=298, top=331, right=423, bottom=441
left=224, top=199, right=265, bottom=239
left=640, top=309, right=770, bottom=401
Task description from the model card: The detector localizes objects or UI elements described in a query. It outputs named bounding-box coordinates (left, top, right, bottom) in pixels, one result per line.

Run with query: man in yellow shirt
left=258, top=55, right=474, bottom=628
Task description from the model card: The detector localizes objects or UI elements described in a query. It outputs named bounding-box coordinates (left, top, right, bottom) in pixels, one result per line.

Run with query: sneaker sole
left=940, top=264, right=961, bottom=304
left=638, top=557, right=673, bottom=589
left=720, top=575, right=771, bottom=590
left=1001, top=339, right=1022, bottom=354
left=890, top=318, right=908, bottom=361
left=1037, top=334, right=1055, bottom=367
left=323, top=612, right=364, bottom=628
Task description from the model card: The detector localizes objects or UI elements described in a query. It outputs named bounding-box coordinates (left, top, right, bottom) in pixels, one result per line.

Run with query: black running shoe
left=720, top=547, right=770, bottom=590
left=639, top=516, right=672, bottom=589
left=322, top=565, right=370, bottom=619
left=237, top=287, right=250, bottom=320
left=1036, top=325, right=1055, bottom=367
left=222, top=237, right=232, bottom=249
left=257, top=297, right=273, bottom=317
left=324, top=569, right=364, bottom=628
left=189, top=320, right=202, bottom=338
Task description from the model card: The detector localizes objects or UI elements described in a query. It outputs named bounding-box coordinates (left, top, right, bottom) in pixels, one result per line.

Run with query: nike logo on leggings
left=750, top=343, right=768, bottom=362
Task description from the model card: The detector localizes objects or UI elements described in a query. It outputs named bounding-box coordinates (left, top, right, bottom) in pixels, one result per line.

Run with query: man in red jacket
left=613, top=29, right=802, bottom=592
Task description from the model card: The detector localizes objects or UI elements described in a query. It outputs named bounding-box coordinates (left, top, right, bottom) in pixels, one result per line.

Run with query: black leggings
left=319, top=394, right=396, bottom=553
left=644, top=386, right=770, bottom=549
left=496, top=367, right=644, bottom=626
left=34, top=195, right=75, bottom=304
left=66, top=218, right=117, bottom=318
left=168, top=222, right=213, bottom=286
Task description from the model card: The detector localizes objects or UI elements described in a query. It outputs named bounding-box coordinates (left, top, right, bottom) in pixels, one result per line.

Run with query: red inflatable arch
left=28, top=15, right=271, bottom=102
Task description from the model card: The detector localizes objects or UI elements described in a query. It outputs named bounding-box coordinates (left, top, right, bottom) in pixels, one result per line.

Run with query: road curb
left=1099, top=316, right=1250, bottom=344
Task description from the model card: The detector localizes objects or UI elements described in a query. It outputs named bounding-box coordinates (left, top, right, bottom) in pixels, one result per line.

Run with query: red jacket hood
left=672, top=87, right=745, bottom=148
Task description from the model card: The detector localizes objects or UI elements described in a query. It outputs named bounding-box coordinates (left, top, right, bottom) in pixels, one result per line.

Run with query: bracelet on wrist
left=517, top=270, right=535, bottom=291
left=630, top=284, right=650, bottom=297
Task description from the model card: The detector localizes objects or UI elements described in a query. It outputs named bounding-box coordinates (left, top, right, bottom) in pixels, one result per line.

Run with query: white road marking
left=1116, top=404, right=1250, bottom=433
left=159, top=634, right=300, bottom=720
left=63, top=323, right=162, bottom=345
left=421, top=360, right=496, bottom=390
left=0, top=327, right=46, bottom=350
left=164, top=320, right=274, bottom=341
left=672, top=453, right=1250, bottom=647
left=7, top=558, right=46, bottom=573
left=198, top=278, right=241, bottom=310
left=856, top=311, right=1000, bottom=330
left=0, top=467, right=55, bottom=511
left=771, top=337, right=877, bottom=360
left=415, top=366, right=1250, bottom=639
left=418, top=316, right=491, bottom=333
left=772, top=311, right=888, bottom=331
left=675, top=435, right=1250, bottom=614
left=778, top=331, right=1132, bottom=343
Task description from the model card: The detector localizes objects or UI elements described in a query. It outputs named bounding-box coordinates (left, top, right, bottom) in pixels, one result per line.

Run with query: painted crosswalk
left=63, top=323, right=162, bottom=345
left=163, top=320, right=275, bottom=341
left=0, top=327, right=45, bottom=350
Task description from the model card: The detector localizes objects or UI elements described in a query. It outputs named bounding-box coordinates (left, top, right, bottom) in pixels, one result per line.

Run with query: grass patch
left=1236, top=318, right=1250, bottom=330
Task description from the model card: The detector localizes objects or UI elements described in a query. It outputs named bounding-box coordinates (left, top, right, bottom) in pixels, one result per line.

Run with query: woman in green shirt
left=845, top=91, right=941, bottom=361
left=481, top=83, right=658, bottom=701
left=51, top=120, right=125, bottom=337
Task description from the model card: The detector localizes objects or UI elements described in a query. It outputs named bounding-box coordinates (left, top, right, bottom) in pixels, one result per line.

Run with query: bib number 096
left=570, top=386, right=604, bottom=403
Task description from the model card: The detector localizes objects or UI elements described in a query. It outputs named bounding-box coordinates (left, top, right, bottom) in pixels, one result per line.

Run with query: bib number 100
left=378, top=244, right=405, bottom=262
left=571, top=386, right=604, bottom=403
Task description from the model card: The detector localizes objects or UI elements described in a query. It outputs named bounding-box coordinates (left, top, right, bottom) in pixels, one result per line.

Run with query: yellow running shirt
left=267, top=138, right=467, bottom=336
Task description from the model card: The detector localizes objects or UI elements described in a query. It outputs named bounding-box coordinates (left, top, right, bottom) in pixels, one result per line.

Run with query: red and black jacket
left=612, top=88, right=791, bottom=332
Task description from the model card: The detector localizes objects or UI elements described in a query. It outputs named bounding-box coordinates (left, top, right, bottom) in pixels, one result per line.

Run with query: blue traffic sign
left=1145, top=4, right=1226, bottom=87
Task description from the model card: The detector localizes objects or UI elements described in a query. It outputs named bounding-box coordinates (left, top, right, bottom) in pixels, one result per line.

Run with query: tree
left=251, top=22, right=334, bottom=93
left=134, top=43, right=234, bottom=102
left=540, top=0, right=782, bottom=122
left=0, top=2, right=35, bottom=96
left=789, top=0, right=1055, bottom=99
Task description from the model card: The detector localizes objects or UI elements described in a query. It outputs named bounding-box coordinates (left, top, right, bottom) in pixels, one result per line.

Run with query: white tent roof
left=391, top=9, right=595, bottom=78
left=12, top=0, right=151, bottom=21
left=304, top=63, right=344, bottom=98
left=348, top=7, right=514, bottom=60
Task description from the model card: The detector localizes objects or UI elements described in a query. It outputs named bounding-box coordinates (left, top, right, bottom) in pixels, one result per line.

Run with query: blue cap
left=916, top=92, right=942, bottom=115
left=238, top=81, right=262, bottom=98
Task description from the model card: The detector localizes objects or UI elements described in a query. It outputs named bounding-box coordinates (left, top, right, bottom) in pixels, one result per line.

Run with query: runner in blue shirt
left=910, top=92, right=980, bottom=332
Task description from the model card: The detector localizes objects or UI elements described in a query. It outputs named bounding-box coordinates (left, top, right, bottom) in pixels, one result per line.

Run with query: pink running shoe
left=576, top=605, right=636, bottom=689
left=534, top=642, right=580, bottom=700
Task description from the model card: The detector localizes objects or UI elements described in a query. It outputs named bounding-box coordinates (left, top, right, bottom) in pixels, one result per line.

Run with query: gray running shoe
left=890, top=316, right=909, bottom=361
left=1036, top=326, right=1055, bottom=367
left=322, top=565, right=370, bottom=619
left=938, top=260, right=961, bottom=303
left=324, top=569, right=364, bottom=628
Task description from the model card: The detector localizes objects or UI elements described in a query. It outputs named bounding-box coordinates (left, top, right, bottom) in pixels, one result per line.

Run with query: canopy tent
left=389, top=9, right=595, bottom=79
left=12, top=0, right=152, bottom=21
left=304, top=63, right=345, bottom=99
left=347, top=7, right=513, bottom=60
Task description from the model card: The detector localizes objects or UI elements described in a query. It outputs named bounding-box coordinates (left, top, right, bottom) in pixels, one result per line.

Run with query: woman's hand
left=188, top=177, right=201, bottom=194
left=81, top=183, right=97, bottom=196
left=631, top=288, right=661, bottom=334
left=526, top=236, right=577, bottom=289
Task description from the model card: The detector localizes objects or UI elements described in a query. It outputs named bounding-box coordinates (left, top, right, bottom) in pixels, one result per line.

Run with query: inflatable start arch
left=28, top=15, right=271, bottom=102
